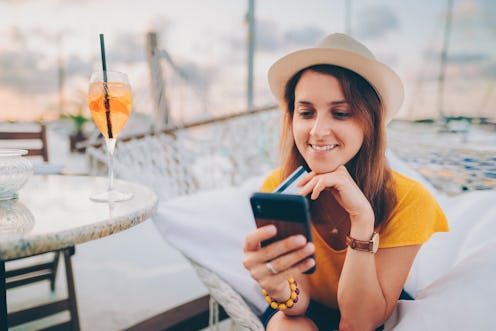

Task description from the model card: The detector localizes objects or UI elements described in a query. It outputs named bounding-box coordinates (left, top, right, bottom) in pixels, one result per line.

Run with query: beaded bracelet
left=262, top=277, right=300, bottom=311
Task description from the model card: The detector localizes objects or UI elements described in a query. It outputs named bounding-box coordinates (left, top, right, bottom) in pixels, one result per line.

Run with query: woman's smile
left=309, top=143, right=339, bottom=152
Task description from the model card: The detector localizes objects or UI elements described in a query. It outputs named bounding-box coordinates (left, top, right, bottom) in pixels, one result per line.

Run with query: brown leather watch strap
left=345, top=232, right=379, bottom=253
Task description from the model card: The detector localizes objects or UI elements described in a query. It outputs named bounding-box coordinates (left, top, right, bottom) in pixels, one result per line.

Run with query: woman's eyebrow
left=295, top=100, right=348, bottom=106
left=329, top=100, right=347, bottom=106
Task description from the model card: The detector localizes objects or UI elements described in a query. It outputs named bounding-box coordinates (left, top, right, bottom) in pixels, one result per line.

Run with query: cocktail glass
left=87, top=70, right=133, bottom=202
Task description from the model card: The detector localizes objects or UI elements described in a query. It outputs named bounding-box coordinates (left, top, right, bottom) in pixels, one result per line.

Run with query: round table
left=0, top=175, right=158, bottom=330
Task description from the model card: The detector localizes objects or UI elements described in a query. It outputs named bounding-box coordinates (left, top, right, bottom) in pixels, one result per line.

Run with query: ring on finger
left=266, top=261, right=278, bottom=275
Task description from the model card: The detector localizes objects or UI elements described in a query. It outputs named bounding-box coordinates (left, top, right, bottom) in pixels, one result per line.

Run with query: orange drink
left=88, top=81, right=132, bottom=139
left=87, top=70, right=134, bottom=202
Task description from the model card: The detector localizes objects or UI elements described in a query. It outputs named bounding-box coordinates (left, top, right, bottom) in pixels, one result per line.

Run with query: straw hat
left=268, top=33, right=404, bottom=123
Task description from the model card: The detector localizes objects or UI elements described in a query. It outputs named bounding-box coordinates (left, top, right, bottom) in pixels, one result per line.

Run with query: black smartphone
left=250, top=192, right=315, bottom=274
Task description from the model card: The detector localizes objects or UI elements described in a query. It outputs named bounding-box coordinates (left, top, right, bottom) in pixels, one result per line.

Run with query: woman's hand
left=242, top=225, right=315, bottom=301
left=298, top=165, right=374, bottom=223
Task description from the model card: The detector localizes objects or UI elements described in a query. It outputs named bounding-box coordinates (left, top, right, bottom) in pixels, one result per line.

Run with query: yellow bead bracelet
left=262, top=277, right=299, bottom=311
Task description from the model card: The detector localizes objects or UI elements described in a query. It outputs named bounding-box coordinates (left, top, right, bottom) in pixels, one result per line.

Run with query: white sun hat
left=268, top=33, right=404, bottom=123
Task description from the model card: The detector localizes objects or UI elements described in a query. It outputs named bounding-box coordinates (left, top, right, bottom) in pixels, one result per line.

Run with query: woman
left=242, top=33, right=449, bottom=330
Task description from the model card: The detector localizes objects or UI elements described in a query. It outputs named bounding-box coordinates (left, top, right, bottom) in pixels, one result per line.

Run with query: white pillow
left=391, top=190, right=496, bottom=330
left=404, top=190, right=496, bottom=295
left=386, top=239, right=496, bottom=330
left=153, top=180, right=268, bottom=314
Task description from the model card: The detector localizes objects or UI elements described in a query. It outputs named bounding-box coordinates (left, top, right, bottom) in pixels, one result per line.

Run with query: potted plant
left=62, top=104, right=91, bottom=153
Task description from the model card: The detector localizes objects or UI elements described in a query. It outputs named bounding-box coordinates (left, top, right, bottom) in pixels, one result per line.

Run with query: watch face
left=371, top=232, right=379, bottom=253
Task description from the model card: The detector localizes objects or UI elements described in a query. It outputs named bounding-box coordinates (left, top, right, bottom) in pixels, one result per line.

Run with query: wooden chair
left=124, top=295, right=229, bottom=331
left=0, top=122, right=49, bottom=162
left=0, top=122, right=80, bottom=329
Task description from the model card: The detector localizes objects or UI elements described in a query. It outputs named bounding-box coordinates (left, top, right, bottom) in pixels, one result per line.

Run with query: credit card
left=274, top=166, right=309, bottom=195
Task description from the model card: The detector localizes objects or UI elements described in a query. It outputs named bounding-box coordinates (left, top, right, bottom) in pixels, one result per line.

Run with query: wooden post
left=247, top=0, right=255, bottom=111
left=0, top=261, right=7, bottom=331
left=438, top=0, right=454, bottom=122
left=57, top=34, right=65, bottom=117
left=146, top=32, right=169, bottom=129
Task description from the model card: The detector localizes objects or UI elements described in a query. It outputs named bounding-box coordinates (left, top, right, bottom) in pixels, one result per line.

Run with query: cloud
left=225, top=18, right=281, bottom=51
left=177, top=60, right=213, bottom=91
left=354, top=5, right=399, bottom=39
left=0, top=25, right=92, bottom=94
left=254, top=19, right=325, bottom=51
left=4, top=26, right=26, bottom=46
left=2, top=25, right=64, bottom=52
left=450, top=0, right=496, bottom=34
left=484, top=62, right=496, bottom=77
left=145, top=15, right=171, bottom=35
left=106, top=32, right=146, bottom=64
left=423, top=47, right=490, bottom=64
left=452, top=0, right=486, bottom=26
left=479, top=0, right=496, bottom=26
left=284, top=27, right=325, bottom=46
left=0, top=0, right=30, bottom=3
left=65, top=54, right=92, bottom=76
left=454, top=0, right=480, bottom=17
left=448, top=52, right=489, bottom=63
left=255, top=19, right=282, bottom=51
left=0, top=50, right=56, bottom=93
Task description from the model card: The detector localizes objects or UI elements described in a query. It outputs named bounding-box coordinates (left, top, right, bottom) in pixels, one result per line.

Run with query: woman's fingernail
left=265, top=225, right=276, bottom=234
left=304, top=243, right=314, bottom=253
left=294, top=235, right=306, bottom=245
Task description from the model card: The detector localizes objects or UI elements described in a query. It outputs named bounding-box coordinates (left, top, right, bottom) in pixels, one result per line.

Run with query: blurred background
left=1, top=0, right=494, bottom=127
left=1, top=1, right=495, bottom=330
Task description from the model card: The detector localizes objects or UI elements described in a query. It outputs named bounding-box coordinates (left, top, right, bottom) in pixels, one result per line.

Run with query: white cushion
left=153, top=179, right=268, bottom=314
left=386, top=237, right=496, bottom=330
left=404, top=190, right=496, bottom=295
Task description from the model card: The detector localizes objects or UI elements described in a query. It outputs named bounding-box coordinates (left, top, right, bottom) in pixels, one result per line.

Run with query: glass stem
left=105, top=138, right=117, bottom=192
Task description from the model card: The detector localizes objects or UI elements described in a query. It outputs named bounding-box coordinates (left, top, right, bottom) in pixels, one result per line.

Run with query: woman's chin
left=307, top=162, right=340, bottom=174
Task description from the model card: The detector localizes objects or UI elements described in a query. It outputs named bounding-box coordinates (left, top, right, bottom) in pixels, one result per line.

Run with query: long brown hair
left=280, top=64, right=396, bottom=227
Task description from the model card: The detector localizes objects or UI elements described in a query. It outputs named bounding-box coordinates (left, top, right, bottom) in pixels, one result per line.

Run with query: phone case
left=250, top=192, right=315, bottom=274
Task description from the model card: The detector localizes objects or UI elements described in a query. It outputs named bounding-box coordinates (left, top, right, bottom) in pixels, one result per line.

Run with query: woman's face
left=292, top=70, right=364, bottom=174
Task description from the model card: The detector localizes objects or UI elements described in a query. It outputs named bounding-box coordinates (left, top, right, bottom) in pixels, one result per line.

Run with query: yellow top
left=260, top=168, right=449, bottom=308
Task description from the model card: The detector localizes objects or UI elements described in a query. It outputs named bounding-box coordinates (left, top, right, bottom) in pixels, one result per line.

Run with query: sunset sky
left=0, top=0, right=494, bottom=122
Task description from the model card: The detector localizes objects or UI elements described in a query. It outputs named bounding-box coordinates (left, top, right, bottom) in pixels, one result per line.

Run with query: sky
left=0, top=0, right=495, bottom=123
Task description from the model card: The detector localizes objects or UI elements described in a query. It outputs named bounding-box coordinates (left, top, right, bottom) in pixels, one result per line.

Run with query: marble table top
left=0, top=175, right=158, bottom=260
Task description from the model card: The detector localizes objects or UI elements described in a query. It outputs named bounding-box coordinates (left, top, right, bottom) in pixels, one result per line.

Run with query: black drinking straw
left=99, top=34, right=108, bottom=82
left=99, top=33, right=113, bottom=138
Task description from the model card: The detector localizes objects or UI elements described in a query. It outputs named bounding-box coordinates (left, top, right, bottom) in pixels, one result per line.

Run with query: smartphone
left=250, top=192, right=315, bottom=274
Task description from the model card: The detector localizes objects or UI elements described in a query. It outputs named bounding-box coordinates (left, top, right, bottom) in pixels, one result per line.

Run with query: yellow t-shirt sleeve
left=379, top=174, right=449, bottom=248
left=259, top=168, right=283, bottom=192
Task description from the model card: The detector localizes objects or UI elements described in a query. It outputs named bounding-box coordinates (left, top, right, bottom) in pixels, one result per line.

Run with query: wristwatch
left=346, top=232, right=379, bottom=253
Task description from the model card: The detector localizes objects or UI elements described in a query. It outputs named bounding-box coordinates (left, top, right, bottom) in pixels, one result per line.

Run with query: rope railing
left=86, top=105, right=281, bottom=200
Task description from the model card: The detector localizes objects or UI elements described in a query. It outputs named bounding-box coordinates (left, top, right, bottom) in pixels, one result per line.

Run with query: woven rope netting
left=87, top=109, right=280, bottom=201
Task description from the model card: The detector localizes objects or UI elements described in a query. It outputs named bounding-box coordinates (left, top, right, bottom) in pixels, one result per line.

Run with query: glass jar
left=0, top=149, right=33, bottom=200
left=0, top=199, right=35, bottom=235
